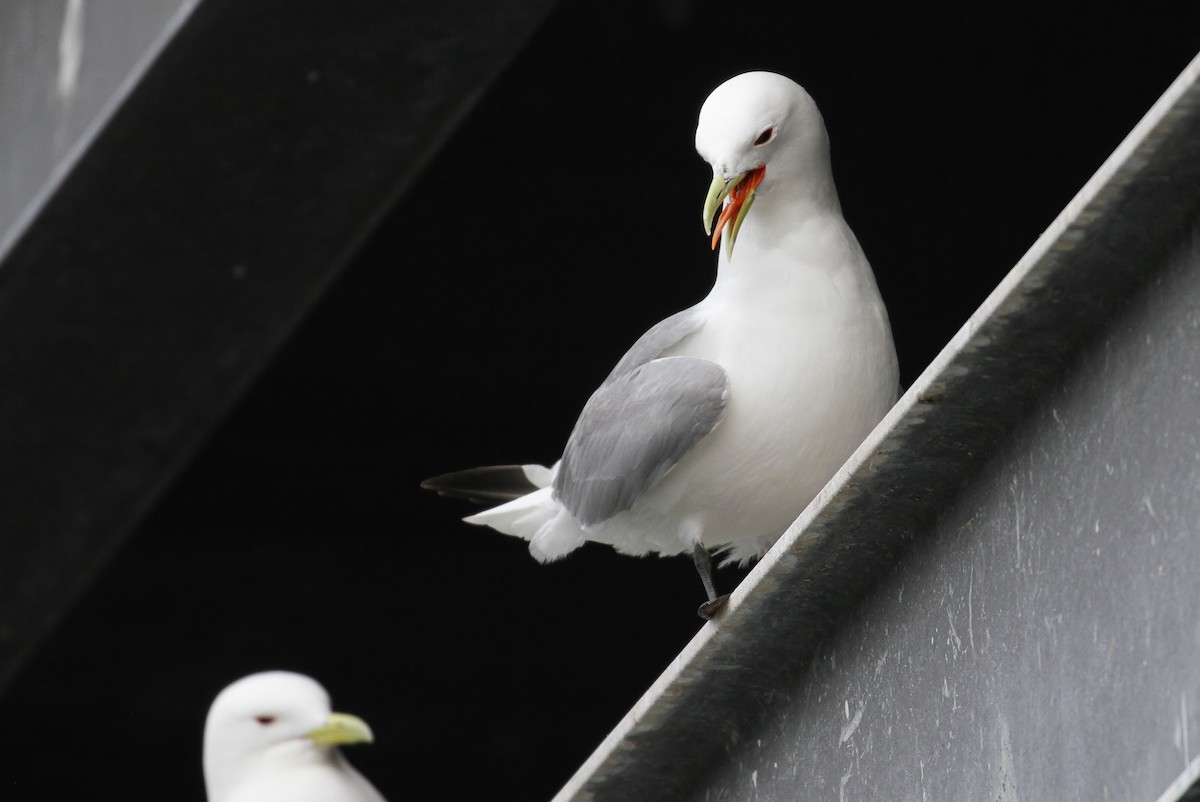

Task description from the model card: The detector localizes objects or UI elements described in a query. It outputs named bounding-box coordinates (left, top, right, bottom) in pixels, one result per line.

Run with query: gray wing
left=604, top=308, right=705, bottom=383
left=553, top=355, right=728, bottom=527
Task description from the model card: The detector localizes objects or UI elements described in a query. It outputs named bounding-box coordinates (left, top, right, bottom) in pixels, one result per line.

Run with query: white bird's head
left=696, top=71, right=832, bottom=256
left=203, top=671, right=376, bottom=801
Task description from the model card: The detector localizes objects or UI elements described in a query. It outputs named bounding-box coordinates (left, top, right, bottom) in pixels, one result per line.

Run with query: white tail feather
left=464, top=487, right=586, bottom=563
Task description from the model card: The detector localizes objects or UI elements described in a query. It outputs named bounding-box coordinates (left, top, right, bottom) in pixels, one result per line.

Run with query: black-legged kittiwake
left=203, top=671, right=386, bottom=802
left=425, top=71, right=899, bottom=618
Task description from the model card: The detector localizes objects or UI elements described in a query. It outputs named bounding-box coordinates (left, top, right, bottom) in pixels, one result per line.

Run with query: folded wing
left=554, top=355, right=729, bottom=526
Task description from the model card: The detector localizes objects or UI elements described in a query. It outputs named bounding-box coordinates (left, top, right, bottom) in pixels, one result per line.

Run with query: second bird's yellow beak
left=307, top=712, right=375, bottom=747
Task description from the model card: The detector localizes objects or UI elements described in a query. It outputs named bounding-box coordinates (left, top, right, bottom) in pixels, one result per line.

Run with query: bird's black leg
left=692, top=543, right=730, bottom=619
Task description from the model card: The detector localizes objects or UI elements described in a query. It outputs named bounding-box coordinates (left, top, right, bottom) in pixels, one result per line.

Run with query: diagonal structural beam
left=0, top=0, right=555, bottom=693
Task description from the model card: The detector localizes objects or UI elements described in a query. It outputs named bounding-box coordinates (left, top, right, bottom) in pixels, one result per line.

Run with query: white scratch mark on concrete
left=839, top=767, right=852, bottom=802
left=1011, top=478, right=1022, bottom=568
left=968, top=564, right=976, bottom=652
left=840, top=701, right=864, bottom=744
left=1184, top=692, right=1191, bottom=767
left=997, top=713, right=1022, bottom=801
left=1143, top=495, right=1159, bottom=521
left=947, top=608, right=962, bottom=656
left=57, top=0, right=85, bottom=100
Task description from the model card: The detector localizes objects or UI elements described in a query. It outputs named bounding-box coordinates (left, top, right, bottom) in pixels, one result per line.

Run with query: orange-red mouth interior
left=710, top=165, right=766, bottom=251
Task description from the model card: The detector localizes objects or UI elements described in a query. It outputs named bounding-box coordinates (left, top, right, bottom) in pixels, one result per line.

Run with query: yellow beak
left=702, top=165, right=765, bottom=257
left=702, top=169, right=743, bottom=237
left=307, top=712, right=375, bottom=747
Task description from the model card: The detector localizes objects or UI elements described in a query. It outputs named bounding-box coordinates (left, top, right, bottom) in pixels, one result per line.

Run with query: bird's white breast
left=624, top=211, right=897, bottom=561
left=219, top=761, right=381, bottom=802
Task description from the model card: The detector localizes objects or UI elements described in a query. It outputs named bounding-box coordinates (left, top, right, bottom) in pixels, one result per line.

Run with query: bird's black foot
left=692, top=543, right=730, bottom=620
left=697, top=594, right=730, bottom=620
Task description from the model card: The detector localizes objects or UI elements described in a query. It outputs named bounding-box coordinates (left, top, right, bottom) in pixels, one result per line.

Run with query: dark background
left=1, top=1, right=1197, bottom=800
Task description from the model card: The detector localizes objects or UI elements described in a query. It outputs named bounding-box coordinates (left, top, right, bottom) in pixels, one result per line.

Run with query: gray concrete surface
left=696, top=220, right=1200, bottom=802
left=0, top=0, right=197, bottom=262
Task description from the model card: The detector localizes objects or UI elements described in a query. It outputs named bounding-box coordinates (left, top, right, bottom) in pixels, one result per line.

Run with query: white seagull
left=203, top=671, right=387, bottom=802
left=425, top=71, right=899, bottom=617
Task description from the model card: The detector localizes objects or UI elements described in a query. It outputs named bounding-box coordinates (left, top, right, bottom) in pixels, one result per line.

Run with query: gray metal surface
left=697, top=219, right=1200, bottom=802
left=0, top=0, right=556, bottom=691
left=555, top=52, right=1200, bottom=802
left=0, top=0, right=198, bottom=262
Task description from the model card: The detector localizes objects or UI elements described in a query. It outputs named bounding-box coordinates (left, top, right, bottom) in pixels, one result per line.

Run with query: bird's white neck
left=206, top=741, right=342, bottom=800
left=726, top=118, right=844, bottom=251
left=714, top=157, right=849, bottom=283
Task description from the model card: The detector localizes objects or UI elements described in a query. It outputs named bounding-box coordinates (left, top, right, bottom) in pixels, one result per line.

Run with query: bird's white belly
left=609, top=274, right=896, bottom=562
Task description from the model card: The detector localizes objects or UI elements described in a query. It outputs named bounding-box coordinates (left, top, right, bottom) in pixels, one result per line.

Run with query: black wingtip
left=421, top=465, right=542, bottom=505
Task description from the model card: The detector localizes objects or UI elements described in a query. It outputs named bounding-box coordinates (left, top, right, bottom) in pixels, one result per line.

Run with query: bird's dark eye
left=254, top=715, right=276, bottom=726
left=754, top=127, right=774, bottom=146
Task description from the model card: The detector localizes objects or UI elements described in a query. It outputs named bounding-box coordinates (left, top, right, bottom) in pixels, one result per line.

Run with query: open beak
left=702, top=165, right=766, bottom=257
left=307, top=712, right=375, bottom=747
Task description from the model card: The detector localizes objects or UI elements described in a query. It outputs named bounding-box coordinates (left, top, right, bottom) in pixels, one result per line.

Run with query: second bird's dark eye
left=754, top=127, right=773, bottom=146
left=254, top=715, right=276, bottom=725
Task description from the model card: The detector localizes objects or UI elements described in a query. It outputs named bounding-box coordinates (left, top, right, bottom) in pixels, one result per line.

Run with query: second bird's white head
left=203, top=671, right=379, bottom=802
